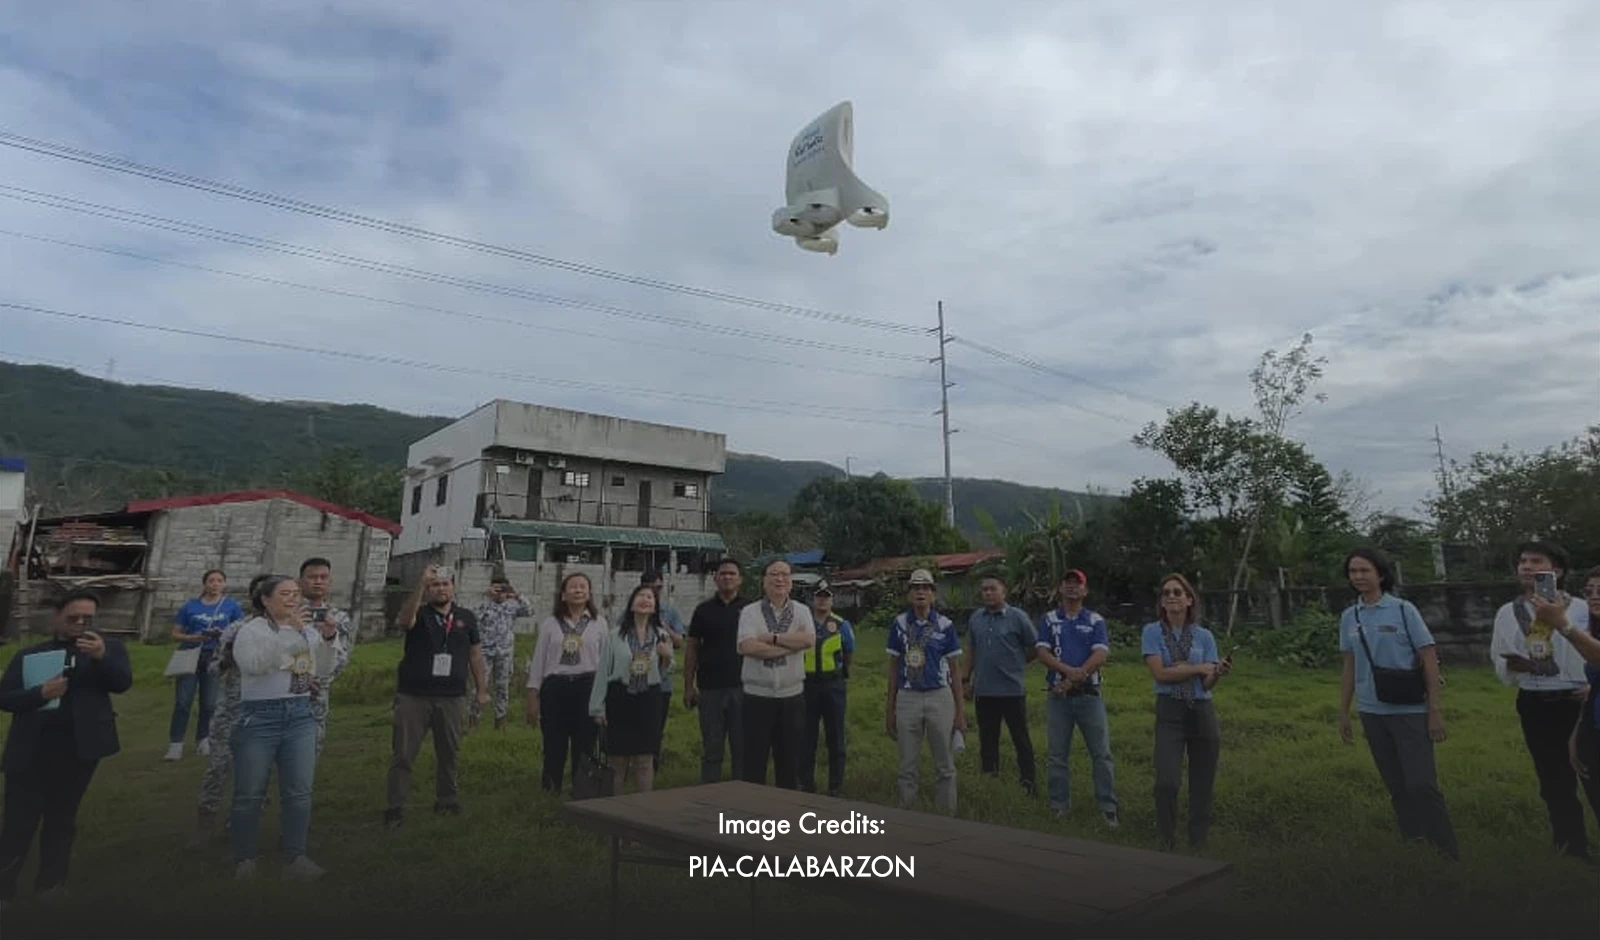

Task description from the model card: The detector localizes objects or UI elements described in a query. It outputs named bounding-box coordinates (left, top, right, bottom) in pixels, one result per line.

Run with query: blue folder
left=22, top=649, right=66, bottom=711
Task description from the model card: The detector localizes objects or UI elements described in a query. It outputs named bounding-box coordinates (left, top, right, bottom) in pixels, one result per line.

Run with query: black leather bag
left=572, top=727, right=614, bottom=801
left=1354, top=605, right=1428, bottom=705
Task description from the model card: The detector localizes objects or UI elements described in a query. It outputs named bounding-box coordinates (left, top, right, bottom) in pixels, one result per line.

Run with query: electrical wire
left=0, top=301, right=940, bottom=429
left=0, top=185, right=927, bottom=363
left=0, top=129, right=928, bottom=336
left=0, top=227, right=934, bottom=386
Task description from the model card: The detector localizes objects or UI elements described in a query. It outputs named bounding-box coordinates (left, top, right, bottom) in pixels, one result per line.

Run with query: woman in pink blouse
left=525, top=573, right=607, bottom=794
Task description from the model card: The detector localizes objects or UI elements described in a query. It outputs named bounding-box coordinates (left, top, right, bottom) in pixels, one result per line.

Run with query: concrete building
left=392, top=399, right=729, bottom=622
left=0, top=458, right=25, bottom=570
left=9, top=489, right=397, bottom=642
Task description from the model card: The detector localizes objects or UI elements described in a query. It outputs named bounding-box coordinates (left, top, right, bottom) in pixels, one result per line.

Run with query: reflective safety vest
left=808, top=615, right=846, bottom=676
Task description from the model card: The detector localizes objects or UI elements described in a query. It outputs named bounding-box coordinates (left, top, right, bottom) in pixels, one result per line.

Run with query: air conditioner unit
left=513, top=453, right=537, bottom=466
left=546, top=456, right=567, bottom=469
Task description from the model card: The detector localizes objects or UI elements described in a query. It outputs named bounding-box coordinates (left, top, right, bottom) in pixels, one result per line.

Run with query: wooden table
left=564, top=781, right=1233, bottom=938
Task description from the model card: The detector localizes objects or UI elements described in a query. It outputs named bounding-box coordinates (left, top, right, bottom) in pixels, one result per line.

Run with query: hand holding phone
left=1534, top=571, right=1559, bottom=603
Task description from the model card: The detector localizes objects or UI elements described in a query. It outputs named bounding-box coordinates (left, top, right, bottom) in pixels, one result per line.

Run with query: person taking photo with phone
left=0, top=589, right=132, bottom=906
left=1488, top=540, right=1592, bottom=860
left=1336, top=548, right=1459, bottom=859
left=1563, top=567, right=1600, bottom=837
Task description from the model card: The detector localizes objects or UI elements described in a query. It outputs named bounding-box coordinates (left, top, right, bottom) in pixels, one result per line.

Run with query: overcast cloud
left=2, top=0, right=1597, bottom=518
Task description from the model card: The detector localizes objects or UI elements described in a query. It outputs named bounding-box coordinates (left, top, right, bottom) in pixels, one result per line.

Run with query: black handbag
left=572, top=726, right=615, bottom=801
left=1354, top=605, right=1428, bottom=705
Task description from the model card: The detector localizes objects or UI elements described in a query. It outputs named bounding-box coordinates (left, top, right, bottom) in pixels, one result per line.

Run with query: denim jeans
left=230, top=696, right=317, bottom=863
left=1045, top=692, right=1118, bottom=814
left=170, top=649, right=219, bottom=745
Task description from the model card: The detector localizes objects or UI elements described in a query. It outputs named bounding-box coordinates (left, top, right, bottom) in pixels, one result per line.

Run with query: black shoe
left=383, top=808, right=403, bottom=829
left=827, top=789, right=843, bottom=798
left=434, top=802, right=462, bottom=817
left=1021, top=780, right=1037, bottom=797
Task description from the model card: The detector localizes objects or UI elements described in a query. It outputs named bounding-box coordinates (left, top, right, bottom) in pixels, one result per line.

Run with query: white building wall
left=0, top=469, right=25, bottom=565
left=395, top=403, right=497, bottom=556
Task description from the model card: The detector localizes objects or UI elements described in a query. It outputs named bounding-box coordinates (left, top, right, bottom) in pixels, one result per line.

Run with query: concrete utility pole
left=933, top=301, right=956, bottom=528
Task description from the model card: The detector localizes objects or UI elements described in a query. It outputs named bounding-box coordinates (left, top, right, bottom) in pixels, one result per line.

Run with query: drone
left=771, top=100, right=889, bottom=255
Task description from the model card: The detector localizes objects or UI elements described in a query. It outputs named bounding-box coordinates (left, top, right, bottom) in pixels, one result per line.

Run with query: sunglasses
left=1160, top=588, right=1188, bottom=598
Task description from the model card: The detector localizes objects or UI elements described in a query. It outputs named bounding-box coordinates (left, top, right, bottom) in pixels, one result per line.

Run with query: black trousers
left=801, top=676, right=847, bottom=794
left=1153, top=696, right=1220, bottom=850
left=976, top=695, right=1036, bottom=789
left=1359, top=712, right=1460, bottom=859
left=1517, top=689, right=1589, bottom=857
left=0, top=743, right=99, bottom=900
left=653, top=689, right=672, bottom=770
left=741, top=692, right=805, bottom=789
left=1574, top=718, right=1600, bottom=826
left=539, top=673, right=596, bottom=794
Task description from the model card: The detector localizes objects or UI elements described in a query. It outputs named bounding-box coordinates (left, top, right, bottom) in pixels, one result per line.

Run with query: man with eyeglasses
left=0, top=590, right=132, bottom=906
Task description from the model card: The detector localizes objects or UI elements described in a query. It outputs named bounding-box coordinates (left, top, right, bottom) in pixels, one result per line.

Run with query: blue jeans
left=1045, top=692, right=1118, bottom=814
left=230, top=697, right=317, bottom=863
left=170, top=649, right=219, bottom=745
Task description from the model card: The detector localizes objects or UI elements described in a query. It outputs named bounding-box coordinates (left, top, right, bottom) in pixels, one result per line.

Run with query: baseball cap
left=1063, top=569, right=1088, bottom=586
left=908, top=568, right=936, bottom=586
left=814, top=580, right=834, bottom=596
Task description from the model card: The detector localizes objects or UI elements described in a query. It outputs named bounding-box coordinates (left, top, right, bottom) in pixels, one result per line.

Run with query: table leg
left=610, top=835, right=620, bottom=938
left=749, top=877, right=757, bottom=934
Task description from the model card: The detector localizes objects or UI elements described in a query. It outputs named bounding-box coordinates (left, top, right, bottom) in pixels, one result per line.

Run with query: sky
left=2, top=0, right=1598, bottom=519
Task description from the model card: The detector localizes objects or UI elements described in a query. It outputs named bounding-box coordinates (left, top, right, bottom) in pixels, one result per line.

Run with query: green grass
left=1, top=635, right=1597, bottom=938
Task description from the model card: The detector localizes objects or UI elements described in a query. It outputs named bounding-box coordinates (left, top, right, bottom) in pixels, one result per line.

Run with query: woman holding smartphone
left=1140, top=574, right=1228, bottom=851
left=1565, top=567, right=1600, bottom=828
left=589, top=585, right=673, bottom=795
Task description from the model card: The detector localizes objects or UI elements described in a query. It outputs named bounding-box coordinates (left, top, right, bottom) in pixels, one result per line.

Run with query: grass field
left=0, top=631, right=1597, bottom=938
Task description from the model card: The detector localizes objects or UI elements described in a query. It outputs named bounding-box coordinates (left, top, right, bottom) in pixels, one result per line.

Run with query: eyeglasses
left=1160, top=589, right=1188, bottom=598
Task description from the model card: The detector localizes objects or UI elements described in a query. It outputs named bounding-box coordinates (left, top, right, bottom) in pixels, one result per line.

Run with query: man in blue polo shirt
left=1035, top=569, right=1119, bottom=827
left=885, top=569, right=966, bottom=813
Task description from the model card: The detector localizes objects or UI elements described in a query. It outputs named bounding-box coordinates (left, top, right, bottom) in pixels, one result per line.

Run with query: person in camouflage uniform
left=471, top=577, right=529, bottom=730
left=297, top=557, right=356, bottom=754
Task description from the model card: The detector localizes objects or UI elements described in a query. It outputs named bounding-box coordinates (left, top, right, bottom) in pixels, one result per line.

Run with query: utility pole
left=844, top=456, right=854, bottom=479
left=932, top=301, right=956, bottom=528
left=1432, top=424, right=1452, bottom=500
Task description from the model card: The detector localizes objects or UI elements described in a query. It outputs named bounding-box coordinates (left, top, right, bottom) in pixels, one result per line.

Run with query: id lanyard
left=435, top=609, right=456, bottom=653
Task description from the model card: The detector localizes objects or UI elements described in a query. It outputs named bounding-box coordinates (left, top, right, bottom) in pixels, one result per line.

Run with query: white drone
left=771, top=100, right=889, bottom=255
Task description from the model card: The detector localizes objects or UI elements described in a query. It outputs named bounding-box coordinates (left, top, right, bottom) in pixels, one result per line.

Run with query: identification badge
left=562, top=633, right=581, bottom=655
left=630, top=652, right=650, bottom=676
left=905, top=648, right=925, bottom=670
left=1528, top=638, right=1551, bottom=659
left=432, top=653, right=453, bottom=677
left=290, top=652, right=312, bottom=676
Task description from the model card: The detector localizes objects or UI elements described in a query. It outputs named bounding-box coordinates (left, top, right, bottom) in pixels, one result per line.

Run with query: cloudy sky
left=2, top=1, right=1597, bottom=518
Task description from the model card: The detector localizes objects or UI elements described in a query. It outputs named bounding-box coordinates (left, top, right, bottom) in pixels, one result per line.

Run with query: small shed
left=11, top=489, right=398, bottom=642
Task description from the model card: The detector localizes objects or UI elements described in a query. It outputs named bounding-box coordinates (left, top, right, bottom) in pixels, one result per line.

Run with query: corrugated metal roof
left=489, top=519, right=726, bottom=552
left=125, top=489, right=401, bottom=536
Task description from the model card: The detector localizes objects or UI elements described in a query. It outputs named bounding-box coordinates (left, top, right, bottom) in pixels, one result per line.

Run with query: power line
left=949, top=335, right=1174, bottom=410
left=947, top=364, right=1136, bottom=426
left=0, top=186, right=926, bottom=364
left=0, top=301, right=940, bottom=429
left=0, top=227, right=934, bottom=386
left=0, top=128, right=928, bottom=336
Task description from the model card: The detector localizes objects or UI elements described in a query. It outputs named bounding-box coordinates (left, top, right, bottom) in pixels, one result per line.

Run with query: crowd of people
left=1, top=539, right=1599, bottom=904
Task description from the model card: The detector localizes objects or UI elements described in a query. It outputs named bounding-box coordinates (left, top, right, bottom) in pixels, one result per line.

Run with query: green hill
left=0, top=360, right=1114, bottom=536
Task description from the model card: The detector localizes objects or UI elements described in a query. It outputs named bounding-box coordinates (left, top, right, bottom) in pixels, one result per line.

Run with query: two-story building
left=391, top=399, right=729, bottom=623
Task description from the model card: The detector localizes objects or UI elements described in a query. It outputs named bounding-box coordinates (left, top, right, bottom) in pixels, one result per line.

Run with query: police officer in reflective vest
left=801, top=581, right=855, bottom=796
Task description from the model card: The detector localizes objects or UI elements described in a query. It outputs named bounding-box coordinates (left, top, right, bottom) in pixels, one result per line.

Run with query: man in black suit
left=0, top=589, right=132, bottom=904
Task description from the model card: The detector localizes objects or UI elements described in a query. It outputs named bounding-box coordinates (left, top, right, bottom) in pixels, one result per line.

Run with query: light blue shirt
left=657, top=606, right=685, bottom=694
left=1140, top=622, right=1219, bottom=700
left=1339, top=594, right=1434, bottom=716
left=966, top=604, right=1038, bottom=697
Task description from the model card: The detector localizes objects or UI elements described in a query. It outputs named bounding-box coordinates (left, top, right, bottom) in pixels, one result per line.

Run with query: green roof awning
left=489, top=519, right=726, bottom=553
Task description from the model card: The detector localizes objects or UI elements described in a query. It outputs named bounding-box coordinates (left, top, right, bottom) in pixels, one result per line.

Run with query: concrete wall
left=478, top=457, right=712, bottom=532
left=396, top=404, right=497, bottom=556
left=491, top=400, right=726, bottom=475
left=142, top=498, right=393, bottom=642
left=0, top=470, right=24, bottom=565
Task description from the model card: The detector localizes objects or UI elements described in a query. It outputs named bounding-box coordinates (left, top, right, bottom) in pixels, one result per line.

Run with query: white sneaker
left=235, top=859, right=256, bottom=880
left=196, top=738, right=211, bottom=757
left=283, top=856, right=325, bottom=881
left=163, top=743, right=183, bottom=761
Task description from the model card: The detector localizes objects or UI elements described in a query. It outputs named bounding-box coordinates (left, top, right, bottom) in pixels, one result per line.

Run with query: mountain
left=0, top=360, right=1115, bottom=536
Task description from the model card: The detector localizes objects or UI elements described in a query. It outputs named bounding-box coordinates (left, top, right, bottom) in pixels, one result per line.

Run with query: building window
left=435, top=475, right=449, bottom=506
left=563, top=470, right=591, bottom=488
left=410, top=485, right=422, bottom=515
left=610, top=475, right=626, bottom=487
left=673, top=482, right=700, bottom=499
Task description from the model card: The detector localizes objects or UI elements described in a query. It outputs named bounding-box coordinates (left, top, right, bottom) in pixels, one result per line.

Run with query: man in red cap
left=1034, top=569, right=1120, bottom=827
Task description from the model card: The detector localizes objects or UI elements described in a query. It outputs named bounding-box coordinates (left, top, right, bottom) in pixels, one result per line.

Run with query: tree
left=1426, top=426, right=1600, bottom=575
left=973, top=502, right=1073, bottom=609
left=288, top=447, right=404, bottom=522
left=717, top=511, right=820, bottom=561
left=789, top=474, right=967, bottom=568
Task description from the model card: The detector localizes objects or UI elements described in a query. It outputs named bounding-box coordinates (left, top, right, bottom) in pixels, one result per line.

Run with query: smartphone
left=1534, top=571, right=1558, bottom=603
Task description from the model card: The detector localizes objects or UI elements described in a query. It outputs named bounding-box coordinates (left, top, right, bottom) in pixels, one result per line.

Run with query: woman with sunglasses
left=1140, top=574, right=1228, bottom=851
left=1541, top=568, right=1600, bottom=832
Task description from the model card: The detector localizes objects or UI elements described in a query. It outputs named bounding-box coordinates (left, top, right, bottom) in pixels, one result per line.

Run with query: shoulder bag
left=572, top=726, right=615, bottom=801
left=1353, top=605, right=1427, bottom=705
left=163, top=645, right=202, bottom=678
